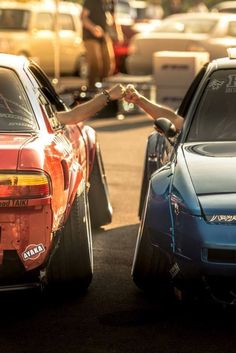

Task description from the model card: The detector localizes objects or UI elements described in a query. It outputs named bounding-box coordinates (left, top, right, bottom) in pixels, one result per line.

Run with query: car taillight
left=0, top=173, right=50, bottom=199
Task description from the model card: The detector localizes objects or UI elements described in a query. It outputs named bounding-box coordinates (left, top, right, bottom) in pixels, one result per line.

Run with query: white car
left=0, top=1, right=86, bottom=76
left=126, top=12, right=236, bottom=75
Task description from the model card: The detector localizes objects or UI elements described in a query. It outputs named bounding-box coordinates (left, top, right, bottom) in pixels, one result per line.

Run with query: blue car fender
left=145, top=163, right=174, bottom=253
left=171, top=146, right=201, bottom=217
left=145, top=146, right=202, bottom=255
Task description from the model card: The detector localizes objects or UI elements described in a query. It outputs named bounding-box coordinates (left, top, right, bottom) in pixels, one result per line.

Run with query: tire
left=132, top=220, right=172, bottom=295
left=138, top=134, right=161, bottom=219
left=88, top=146, right=112, bottom=228
left=138, top=152, right=149, bottom=220
left=46, top=189, right=93, bottom=291
left=138, top=133, right=170, bottom=219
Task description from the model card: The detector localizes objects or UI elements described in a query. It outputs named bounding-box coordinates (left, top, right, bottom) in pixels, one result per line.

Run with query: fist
left=107, top=84, right=125, bottom=100
left=124, top=84, right=141, bottom=103
left=93, top=25, right=104, bottom=38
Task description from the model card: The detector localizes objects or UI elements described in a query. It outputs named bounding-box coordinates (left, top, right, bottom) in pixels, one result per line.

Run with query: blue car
left=132, top=50, right=236, bottom=305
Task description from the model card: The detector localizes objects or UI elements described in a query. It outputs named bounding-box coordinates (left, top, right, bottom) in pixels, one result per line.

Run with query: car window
left=59, top=13, right=75, bottom=31
left=178, top=64, right=207, bottom=117
left=157, top=18, right=218, bottom=34
left=0, top=68, right=37, bottom=132
left=187, top=69, right=236, bottom=141
left=227, top=21, right=236, bottom=36
left=220, top=8, right=236, bottom=13
left=29, top=63, right=66, bottom=111
left=0, top=9, right=30, bottom=30
left=35, top=12, right=53, bottom=30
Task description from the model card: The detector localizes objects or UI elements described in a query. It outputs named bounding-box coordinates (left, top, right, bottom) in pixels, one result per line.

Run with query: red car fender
left=82, top=125, right=97, bottom=177
left=62, top=123, right=93, bottom=220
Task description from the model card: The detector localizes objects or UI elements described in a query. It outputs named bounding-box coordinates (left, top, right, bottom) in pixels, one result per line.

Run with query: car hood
left=0, top=134, right=34, bottom=169
left=182, top=142, right=236, bottom=214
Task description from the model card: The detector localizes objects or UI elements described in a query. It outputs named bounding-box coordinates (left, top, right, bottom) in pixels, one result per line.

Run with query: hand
left=124, top=84, right=142, bottom=104
left=93, top=25, right=104, bottom=38
left=107, top=84, right=125, bottom=100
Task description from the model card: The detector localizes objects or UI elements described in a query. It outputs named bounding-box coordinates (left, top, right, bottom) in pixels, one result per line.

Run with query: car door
left=58, top=13, right=83, bottom=74
left=30, top=11, right=55, bottom=72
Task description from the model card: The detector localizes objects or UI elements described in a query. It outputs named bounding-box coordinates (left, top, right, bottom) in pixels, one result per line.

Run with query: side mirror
left=154, top=118, right=177, bottom=138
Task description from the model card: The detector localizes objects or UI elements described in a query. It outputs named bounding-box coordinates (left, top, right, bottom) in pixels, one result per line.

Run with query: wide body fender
left=144, top=164, right=174, bottom=253
left=81, top=124, right=97, bottom=178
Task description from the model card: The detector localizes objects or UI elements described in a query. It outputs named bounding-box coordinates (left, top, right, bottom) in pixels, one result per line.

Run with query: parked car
left=211, top=1, right=236, bottom=13
left=114, top=0, right=161, bottom=73
left=0, top=53, right=112, bottom=292
left=0, top=1, right=86, bottom=76
left=133, top=49, right=236, bottom=305
left=126, top=12, right=236, bottom=75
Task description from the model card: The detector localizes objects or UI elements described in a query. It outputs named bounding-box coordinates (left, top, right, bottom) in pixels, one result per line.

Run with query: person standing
left=81, top=0, right=119, bottom=89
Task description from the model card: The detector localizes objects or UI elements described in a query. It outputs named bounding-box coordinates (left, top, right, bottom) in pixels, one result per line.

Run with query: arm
left=125, top=85, right=184, bottom=131
left=56, top=84, right=124, bottom=125
left=81, top=7, right=104, bottom=38
left=113, top=19, right=124, bottom=43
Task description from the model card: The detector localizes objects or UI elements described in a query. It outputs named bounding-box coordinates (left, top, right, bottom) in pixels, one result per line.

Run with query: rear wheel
left=46, top=189, right=93, bottom=291
left=138, top=132, right=163, bottom=219
left=88, top=146, right=112, bottom=228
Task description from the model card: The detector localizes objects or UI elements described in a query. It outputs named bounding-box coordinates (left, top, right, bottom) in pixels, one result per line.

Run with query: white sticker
left=22, top=243, right=45, bottom=261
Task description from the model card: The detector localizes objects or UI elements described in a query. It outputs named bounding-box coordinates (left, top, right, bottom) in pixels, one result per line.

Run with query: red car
left=0, top=53, right=112, bottom=292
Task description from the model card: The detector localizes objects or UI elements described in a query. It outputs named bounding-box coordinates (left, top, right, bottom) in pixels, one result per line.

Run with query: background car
left=0, top=0, right=86, bottom=76
left=0, top=53, right=112, bottom=292
left=126, top=12, right=236, bottom=75
left=133, top=49, right=236, bottom=305
left=114, top=0, right=162, bottom=73
left=211, top=1, right=236, bottom=13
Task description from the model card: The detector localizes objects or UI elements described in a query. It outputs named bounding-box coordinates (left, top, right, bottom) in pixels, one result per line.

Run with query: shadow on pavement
left=90, top=117, right=153, bottom=133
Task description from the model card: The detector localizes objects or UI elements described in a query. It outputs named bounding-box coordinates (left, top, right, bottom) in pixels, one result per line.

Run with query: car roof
left=211, top=55, right=236, bottom=69
left=0, top=1, right=82, bottom=14
left=0, top=53, right=28, bottom=72
left=163, top=11, right=236, bottom=21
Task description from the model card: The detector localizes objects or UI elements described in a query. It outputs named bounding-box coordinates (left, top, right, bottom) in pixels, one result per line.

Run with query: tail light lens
left=0, top=173, right=50, bottom=199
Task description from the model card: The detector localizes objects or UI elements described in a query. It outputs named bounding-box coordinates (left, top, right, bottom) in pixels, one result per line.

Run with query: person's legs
left=84, top=39, right=104, bottom=88
left=101, top=34, right=115, bottom=79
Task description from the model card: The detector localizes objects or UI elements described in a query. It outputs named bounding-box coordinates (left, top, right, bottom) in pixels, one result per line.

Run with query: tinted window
left=0, top=9, right=29, bottom=30
left=0, top=68, right=37, bottom=132
left=59, top=13, right=75, bottom=31
left=218, top=8, right=236, bottom=13
left=187, top=69, right=236, bottom=141
left=35, top=12, right=53, bottom=30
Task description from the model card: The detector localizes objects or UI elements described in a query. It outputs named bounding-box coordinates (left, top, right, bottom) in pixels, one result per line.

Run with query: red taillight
left=0, top=173, right=50, bottom=199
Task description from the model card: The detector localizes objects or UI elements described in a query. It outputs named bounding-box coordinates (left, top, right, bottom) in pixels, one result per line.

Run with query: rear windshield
left=0, top=9, right=29, bottom=30
left=187, top=69, right=236, bottom=141
left=0, top=68, right=37, bottom=132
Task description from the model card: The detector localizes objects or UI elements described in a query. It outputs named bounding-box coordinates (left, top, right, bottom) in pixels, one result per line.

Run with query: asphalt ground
left=0, top=114, right=236, bottom=353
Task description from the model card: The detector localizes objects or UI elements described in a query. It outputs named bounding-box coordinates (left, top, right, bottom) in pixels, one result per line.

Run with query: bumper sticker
left=22, top=243, right=45, bottom=261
